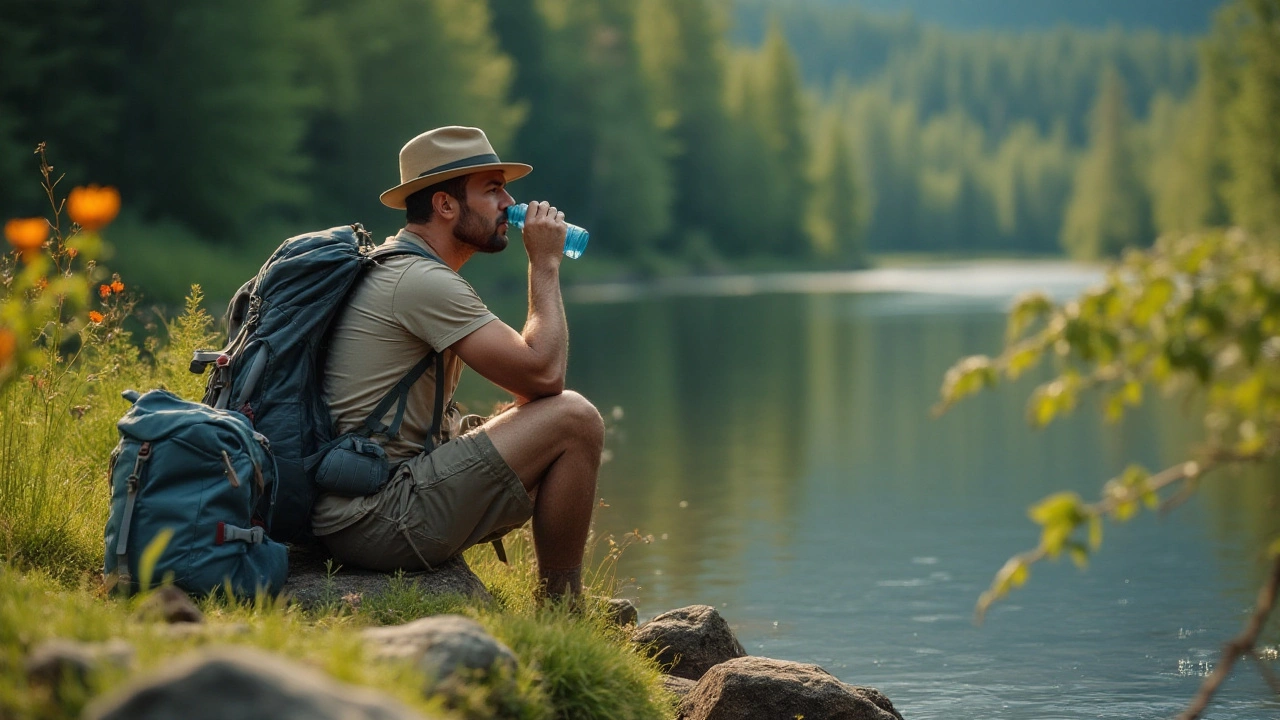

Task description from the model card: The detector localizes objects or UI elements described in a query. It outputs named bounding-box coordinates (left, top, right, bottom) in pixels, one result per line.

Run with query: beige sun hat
left=379, top=126, right=533, bottom=210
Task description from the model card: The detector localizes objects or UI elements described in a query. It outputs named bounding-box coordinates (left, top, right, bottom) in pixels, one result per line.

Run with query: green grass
left=0, top=288, right=673, bottom=720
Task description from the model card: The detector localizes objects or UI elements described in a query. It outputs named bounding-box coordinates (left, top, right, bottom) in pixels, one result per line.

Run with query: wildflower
left=4, top=217, right=48, bottom=256
left=67, top=185, right=120, bottom=231
left=89, top=311, right=104, bottom=324
left=66, top=247, right=78, bottom=259
left=36, top=277, right=48, bottom=290
left=0, top=328, right=14, bottom=366
left=99, top=284, right=112, bottom=299
left=111, top=279, right=124, bottom=293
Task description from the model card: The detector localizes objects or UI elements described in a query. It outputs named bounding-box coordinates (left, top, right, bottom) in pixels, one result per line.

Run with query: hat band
left=416, top=152, right=501, bottom=178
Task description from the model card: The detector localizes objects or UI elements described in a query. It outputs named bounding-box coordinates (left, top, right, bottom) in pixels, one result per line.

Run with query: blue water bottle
left=506, top=203, right=590, bottom=259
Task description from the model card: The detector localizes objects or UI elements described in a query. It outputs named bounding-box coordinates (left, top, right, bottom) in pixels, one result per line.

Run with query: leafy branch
left=936, top=228, right=1280, bottom=713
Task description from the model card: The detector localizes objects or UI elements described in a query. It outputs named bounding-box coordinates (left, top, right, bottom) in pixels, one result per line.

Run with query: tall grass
left=0, top=286, right=218, bottom=582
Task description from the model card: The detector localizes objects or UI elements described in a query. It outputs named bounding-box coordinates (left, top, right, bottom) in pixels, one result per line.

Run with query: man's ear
left=434, top=191, right=455, bottom=220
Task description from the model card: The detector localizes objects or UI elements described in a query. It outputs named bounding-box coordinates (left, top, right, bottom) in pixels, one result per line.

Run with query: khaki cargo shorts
left=320, top=428, right=533, bottom=571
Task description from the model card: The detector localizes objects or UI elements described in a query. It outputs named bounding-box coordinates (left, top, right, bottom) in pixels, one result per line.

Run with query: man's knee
left=556, top=390, right=605, bottom=448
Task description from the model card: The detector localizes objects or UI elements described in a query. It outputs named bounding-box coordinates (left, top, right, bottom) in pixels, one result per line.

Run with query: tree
left=723, top=21, right=809, bottom=257
left=496, top=0, right=671, bottom=259
left=1060, top=66, right=1152, bottom=259
left=805, top=108, right=865, bottom=266
left=306, top=0, right=522, bottom=228
left=1220, top=0, right=1280, bottom=235
left=634, top=0, right=733, bottom=251
left=101, top=0, right=316, bottom=235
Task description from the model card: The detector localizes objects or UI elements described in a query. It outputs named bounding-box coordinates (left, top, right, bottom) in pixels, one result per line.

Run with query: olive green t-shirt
left=312, top=229, right=496, bottom=535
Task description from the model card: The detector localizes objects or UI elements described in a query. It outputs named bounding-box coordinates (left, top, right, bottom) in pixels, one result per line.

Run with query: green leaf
left=1029, top=492, right=1084, bottom=526
left=1133, top=278, right=1174, bottom=326
left=1088, top=516, right=1103, bottom=551
left=1006, top=345, right=1043, bottom=380
left=1067, top=542, right=1090, bottom=569
left=940, top=355, right=997, bottom=405
left=1007, top=291, right=1055, bottom=342
left=138, top=528, right=174, bottom=593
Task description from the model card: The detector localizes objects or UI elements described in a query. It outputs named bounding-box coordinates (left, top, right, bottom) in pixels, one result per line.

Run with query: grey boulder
left=631, top=605, right=746, bottom=680
left=134, top=585, right=204, bottom=624
left=363, top=614, right=517, bottom=688
left=26, top=639, right=134, bottom=695
left=283, top=545, right=491, bottom=610
left=677, top=656, right=904, bottom=720
left=83, top=646, right=437, bottom=720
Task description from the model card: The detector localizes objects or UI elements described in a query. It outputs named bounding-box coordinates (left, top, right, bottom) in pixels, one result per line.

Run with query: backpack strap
left=356, top=240, right=449, bottom=448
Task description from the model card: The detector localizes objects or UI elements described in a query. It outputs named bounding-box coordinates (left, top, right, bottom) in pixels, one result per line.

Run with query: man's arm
left=452, top=201, right=568, bottom=404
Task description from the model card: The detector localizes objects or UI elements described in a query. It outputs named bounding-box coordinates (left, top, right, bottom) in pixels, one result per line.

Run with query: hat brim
left=379, top=162, right=533, bottom=210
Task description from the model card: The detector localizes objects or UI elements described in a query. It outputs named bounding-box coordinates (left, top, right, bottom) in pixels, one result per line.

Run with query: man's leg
left=480, top=390, right=604, bottom=600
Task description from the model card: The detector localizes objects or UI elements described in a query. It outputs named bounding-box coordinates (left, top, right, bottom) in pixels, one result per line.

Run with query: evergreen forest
left=2, top=0, right=1277, bottom=295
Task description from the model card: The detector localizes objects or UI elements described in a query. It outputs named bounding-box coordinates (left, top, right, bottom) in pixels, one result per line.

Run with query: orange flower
left=0, top=328, right=15, bottom=366
left=36, top=277, right=48, bottom=290
left=67, top=185, right=120, bottom=231
left=66, top=247, right=78, bottom=259
left=110, top=280, right=124, bottom=293
left=99, top=284, right=112, bottom=299
left=88, top=311, right=104, bottom=324
left=5, top=218, right=48, bottom=254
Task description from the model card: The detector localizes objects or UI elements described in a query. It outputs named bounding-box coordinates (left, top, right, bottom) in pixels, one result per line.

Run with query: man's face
left=453, top=170, right=514, bottom=254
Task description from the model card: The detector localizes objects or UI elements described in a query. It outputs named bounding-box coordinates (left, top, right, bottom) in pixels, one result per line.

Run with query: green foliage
left=1060, top=66, right=1152, bottom=259
left=805, top=107, right=866, bottom=264
left=937, top=229, right=1280, bottom=621
left=1219, top=0, right=1280, bottom=235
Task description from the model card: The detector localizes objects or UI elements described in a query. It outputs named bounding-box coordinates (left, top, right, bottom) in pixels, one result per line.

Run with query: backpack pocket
left=314, top=433, right=392, bottom=497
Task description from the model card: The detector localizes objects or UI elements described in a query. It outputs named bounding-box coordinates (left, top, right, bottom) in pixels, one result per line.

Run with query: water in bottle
left=506, top=203, right=589, bottom=259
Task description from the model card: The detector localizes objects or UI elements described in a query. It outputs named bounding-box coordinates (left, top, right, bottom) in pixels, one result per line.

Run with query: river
left=459, top=261, right=1280, bottom=720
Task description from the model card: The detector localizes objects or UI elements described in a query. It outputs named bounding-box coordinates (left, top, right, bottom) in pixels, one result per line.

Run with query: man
left=313, top=126, right=603, bottom=602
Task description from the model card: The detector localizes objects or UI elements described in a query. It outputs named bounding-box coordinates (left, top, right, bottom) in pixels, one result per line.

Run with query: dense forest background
left=2, top=0, right=1277, bottom=299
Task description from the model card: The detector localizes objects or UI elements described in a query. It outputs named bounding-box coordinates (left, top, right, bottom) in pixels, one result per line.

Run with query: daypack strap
left=114, top=441, right=153, bottom=589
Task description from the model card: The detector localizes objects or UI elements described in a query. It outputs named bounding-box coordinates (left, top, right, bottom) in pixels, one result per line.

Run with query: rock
left=83, top=646, right=438, bottom=720
left=631, top=605, right=745, bottom=680
left=677, top=656, right=904, bottom=720
left=662, top=674, right=697, bottom=700
left=135, top=586, right=204, bottom=624
left=362, top=614, right=517, bottom=689
left=283, top=544, right=491, bottom=610
left=26, top=639, right=134, bottom=694
left=156, top=622, right=251, bottom=640
left=605, top=597, right=639, bottom=626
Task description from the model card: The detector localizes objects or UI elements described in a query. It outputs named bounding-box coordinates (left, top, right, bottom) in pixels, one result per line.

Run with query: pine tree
left=805, top=109, right=865, bottom=266
left=1061, top=66, right=1152, bottom=259
left=634, top=0, right=732, bottom=249
left=723, top=20, right=810, bottom=257
left=1221, top=0, right=1280, bottom=235
left=101, top=0, right=316, bottom=235
left=306, top=0, right=522, bottom=229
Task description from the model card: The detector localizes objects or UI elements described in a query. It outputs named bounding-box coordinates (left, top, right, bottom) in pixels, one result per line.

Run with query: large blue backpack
left=104, top=389, right=288, bottom=596
left=192, top=224, right=440, bottom=543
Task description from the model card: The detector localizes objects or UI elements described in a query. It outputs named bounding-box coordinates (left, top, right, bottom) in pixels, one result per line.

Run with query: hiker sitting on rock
left=312, top=126, right=603, bottom=602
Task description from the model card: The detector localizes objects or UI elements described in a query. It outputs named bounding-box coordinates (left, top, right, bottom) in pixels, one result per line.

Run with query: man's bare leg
left=481, top=390, right=604, bottom=600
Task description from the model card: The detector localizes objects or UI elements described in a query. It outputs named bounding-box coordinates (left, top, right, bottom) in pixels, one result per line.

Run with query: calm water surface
left=461, top=263, right=1280, bottom=720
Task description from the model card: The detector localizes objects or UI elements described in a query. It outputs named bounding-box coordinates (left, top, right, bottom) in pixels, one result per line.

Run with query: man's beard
left=453, top=203, right=508, bottom=254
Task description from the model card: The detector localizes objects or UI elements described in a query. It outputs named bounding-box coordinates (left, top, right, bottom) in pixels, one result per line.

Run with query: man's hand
left=452, top=199, right=570, bottom=404
left=520, top=200, right=567, bottom=267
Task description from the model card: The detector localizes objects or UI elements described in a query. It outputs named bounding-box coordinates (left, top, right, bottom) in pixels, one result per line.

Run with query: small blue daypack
left=104, top=389, right=288, bottom=596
